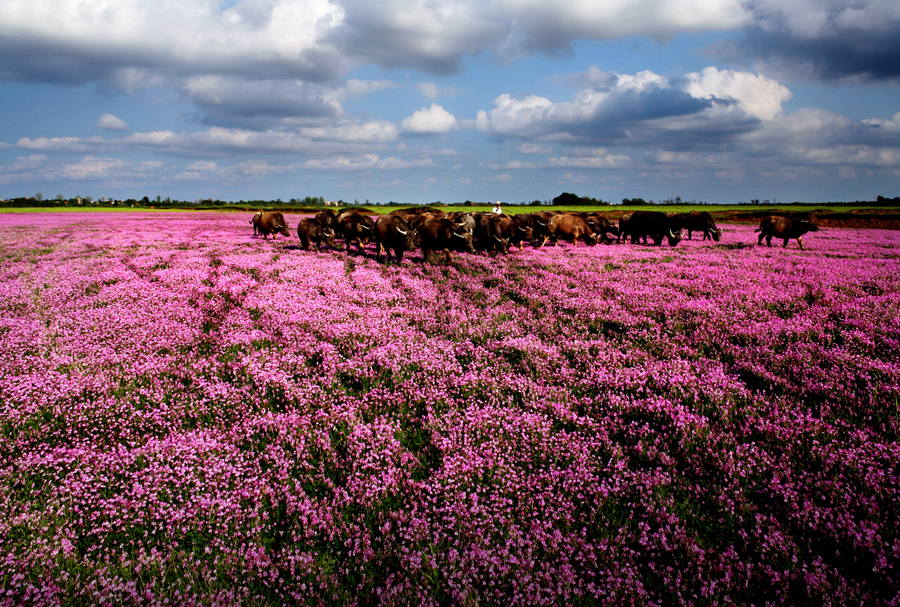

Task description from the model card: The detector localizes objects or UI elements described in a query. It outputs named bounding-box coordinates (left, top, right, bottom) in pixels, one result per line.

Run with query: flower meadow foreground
left=1, top=212, right=898, bottom=606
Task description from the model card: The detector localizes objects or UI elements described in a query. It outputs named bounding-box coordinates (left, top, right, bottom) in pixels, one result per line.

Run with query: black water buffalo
left=254, top=212, right=290, bottom=240
left=472, top=212, right=509, bottom=253
left=375, top=215, right=417, bottom=263
left=419, top=217, right=475, bottom=263
left=622, top=211, right=684, bottom=246
left=756, top=216, right=819, bottom=250
left=684, top=211, right=722, bottom=241
left=549, top=214, right=599, bottom=246
left=617, top=212, right=633, bottom=244
left=337, top=212, right=376, bottom=255
left=297, top=218, right=337, bottom=252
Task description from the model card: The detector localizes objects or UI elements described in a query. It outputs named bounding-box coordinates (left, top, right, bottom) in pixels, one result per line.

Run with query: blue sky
left=1, top=0, right=898, bottom=204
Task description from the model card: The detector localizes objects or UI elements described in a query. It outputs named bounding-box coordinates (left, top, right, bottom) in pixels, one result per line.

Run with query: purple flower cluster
left=1, top=212, right=898, bottom=605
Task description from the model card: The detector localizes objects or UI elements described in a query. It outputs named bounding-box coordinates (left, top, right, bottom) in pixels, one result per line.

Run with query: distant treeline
left=2, top=193, right=899, bottom=209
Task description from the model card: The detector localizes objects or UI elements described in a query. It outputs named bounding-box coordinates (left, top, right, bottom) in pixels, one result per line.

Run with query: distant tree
left=623, top=198, right=650, bottom=206
left=553, top=192, right=583, bottom=206
left=34, top=192, right=43, bottom=201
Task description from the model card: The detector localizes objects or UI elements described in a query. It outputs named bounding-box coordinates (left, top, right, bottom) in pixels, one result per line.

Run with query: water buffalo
left=446, top=211, right=476, bottom=240
left=419, top=217, right=475, bottom=263
left=684, top=211, right=722, bottom=241
left=525, top=212, right=554, bottom=247
left=756, top=216, right=819, bottom=250
left=472, top=212, right=509, bottom=253
left=505, top=215, right=533, bottom=250
left=494, top=215, right=528, bottom=252
left=549, top=214, right=599, bottom=246
left=511, top=213, right=543, bottom=248
left=297, top=218, right=337, bottom=252
left=583, top=212, right=619, bottom=244
left=375, top=215, right=417, bottom=263
left=622, top=211, right=684, bottom=246
left=255, top=212, right=290, bottom=240
left=337, top=212, right=375, bottom=255
left=315, top=209, right=337, bottom=230
left=249, top=211, right=263, bottom=236
left=617, top=212, right=633, bottom=244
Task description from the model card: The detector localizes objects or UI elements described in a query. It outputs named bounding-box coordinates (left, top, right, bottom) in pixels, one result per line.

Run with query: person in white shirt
left=492, top=201, right=502, bottom=214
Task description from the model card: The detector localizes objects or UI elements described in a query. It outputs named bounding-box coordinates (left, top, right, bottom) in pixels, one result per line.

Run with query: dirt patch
left=717, top=209, right=900, bottom=230
left=588, top=208, right=900, bottom=230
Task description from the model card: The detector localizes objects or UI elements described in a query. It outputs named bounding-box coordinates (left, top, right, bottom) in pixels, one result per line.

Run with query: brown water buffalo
left=756, top=216, right=819, bottom=250
left=315, top=209, right=337, bottom=230
left=337, top=212, right=375, bottom=255
left=446, top=211, right=476, bottom=239
left=549, top=214, right=599, bottom=246
left=388, top=208, right=419, bottom=223
left=494, top=215, right=525, bottom=253
left=375, top=215, right=417, bottom=263
left=621, top=211, right=683, bottom=246
left=506, top=215, right=533, bottom=250
left=511, top=213, right=542, bottom=248
left=297, top=218, right=337, bottom=252
left=583, top=212, right=619, bottom=244
left=684, top=211, right=722, bottom=241
left=472, top=212, right=509, bottom=253
left=255, top=212, right=290, bottom=240
left=249, top=211, right=263, bottom=236
left=419, top=217, right=475, bottom=263
left=525, top=212, right=553, bottom=247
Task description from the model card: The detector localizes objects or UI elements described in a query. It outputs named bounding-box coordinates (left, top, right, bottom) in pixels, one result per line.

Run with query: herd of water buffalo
left=250, top=208, right=821, bottom=262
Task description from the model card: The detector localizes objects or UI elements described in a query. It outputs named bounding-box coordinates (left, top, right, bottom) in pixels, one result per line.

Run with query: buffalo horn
left=397, top=229, right=407, bottom=235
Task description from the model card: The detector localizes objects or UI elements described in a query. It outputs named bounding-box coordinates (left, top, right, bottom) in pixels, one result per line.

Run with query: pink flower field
left=1, top=211, right=898, bottom=606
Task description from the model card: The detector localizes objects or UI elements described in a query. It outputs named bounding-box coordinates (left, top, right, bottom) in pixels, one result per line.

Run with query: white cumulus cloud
left=401, top=104, right=460, bottom=134
left=96, top=114, right=129, bottom=131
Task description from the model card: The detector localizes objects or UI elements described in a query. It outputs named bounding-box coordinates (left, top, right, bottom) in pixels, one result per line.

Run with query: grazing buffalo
left=250, top=211, right=263, bottom=236
left=337, top=212, right=375, bottom=255
left=684, top=211, right=722, bottom=241
left=411, top=212, right=440, bottom=231
left=419, top=217, right=475, bottom=263
left=254, top=212, right=290, bottom=240
left=388, top=208, right=420, bottom=224
left=549, top=214, right=599, bottom=246
left=375, top=215, right=417, bottom=263
left=525, top=212, right=553, bottom=247
left=297, top=218, right=337, bottom=252
left=506, top=215, right=533, bottom=250
left=584, top=212, right=619, bottom=244
left=511, top=213, right=542, bottom=248
left=622, top=211, right=684, bottom=246
left=315, top=209, right=337, bottom=230
left=756, top=216, right=819, bottom=250
left=617, top=212, right=633, bottom=244
left=446, top=211, right=476, bottom=240
left=494, top=215, right=527, bottom=252
left=472, top=212, right=509, bottom=253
